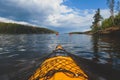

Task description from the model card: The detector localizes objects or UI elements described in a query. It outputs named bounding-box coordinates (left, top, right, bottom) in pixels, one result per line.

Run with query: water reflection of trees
left=99, top=36, right=120, bottom=69
left=91, top=35, right=100, bottom=62
left=91, top=35, right=120, bottom=69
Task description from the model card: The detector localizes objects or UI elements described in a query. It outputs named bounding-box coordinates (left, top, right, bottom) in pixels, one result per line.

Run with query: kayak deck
left=29, top=45, right=88, bottom=80
left=29, top=56, right=88, bottom=80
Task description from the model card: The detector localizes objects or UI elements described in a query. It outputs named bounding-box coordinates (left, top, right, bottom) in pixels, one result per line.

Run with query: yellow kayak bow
left=29, top=45, right=88, bottom=80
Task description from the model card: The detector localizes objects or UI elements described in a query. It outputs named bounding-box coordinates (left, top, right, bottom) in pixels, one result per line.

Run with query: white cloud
left=0, top=17, right=36, bottom=26
left=101, top=9, right=110, bottom=19
left=0, top=0, right=111, bottom=32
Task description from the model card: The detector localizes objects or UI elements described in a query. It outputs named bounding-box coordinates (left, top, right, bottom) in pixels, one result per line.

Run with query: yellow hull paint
left=41, top=72, right=86, bottom=80
left=29, top=56, right=88, bottom=80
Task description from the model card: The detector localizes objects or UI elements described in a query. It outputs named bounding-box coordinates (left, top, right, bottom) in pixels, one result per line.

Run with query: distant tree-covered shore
left=0, top=22, right=57, bottom=34
left=91, top=0, right=120, bottom=35
left=70, top=0, right=120, bottom=35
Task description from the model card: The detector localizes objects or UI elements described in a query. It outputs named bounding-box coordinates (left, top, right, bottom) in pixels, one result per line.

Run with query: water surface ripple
left=0, top=34, right=120, bottom=80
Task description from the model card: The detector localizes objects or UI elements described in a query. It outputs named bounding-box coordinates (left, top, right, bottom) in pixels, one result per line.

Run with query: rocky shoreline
left=71, top=26, right=120, bottom=36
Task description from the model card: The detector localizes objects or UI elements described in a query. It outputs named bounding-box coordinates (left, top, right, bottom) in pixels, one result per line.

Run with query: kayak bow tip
left=55, top=44, right=63, bottom=50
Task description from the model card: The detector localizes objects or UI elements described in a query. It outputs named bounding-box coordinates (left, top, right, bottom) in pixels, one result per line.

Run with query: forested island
left=69, top=32, right=85, bottom=34
left=0, top=22, right=57, bottom=34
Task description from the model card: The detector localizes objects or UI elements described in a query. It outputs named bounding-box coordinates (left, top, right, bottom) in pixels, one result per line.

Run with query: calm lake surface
left=0, top=34, right=120, bottom=80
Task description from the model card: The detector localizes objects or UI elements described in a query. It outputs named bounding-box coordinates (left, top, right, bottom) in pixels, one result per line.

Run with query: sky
left=0, top=0, right=119, bottom=33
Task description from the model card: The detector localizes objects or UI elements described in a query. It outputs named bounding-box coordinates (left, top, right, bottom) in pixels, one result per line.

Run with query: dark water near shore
left=0, top=34, right=120, bottom=80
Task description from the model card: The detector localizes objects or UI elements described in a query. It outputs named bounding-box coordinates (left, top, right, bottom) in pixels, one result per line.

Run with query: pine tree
left=91, top=8, right=103, bottom=32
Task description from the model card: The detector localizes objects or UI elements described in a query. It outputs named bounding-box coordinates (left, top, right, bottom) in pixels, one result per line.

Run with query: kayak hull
left=29, top=45, right=88, bottom=80
left=29, top=56, right=88, bottom=80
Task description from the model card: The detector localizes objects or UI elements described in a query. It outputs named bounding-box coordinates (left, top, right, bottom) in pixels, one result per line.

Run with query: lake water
left=0, top=34, right=120, bottom=80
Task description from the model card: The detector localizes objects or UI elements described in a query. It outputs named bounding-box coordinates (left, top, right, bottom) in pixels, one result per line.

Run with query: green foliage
left=90, top=0, right=120, bottom=33
left=91, top=8, right=103, bottom=32
left=0, top=22, right=57, bottom=34
left=101, top=13, right=120, bottom=29
left=114, top=13, right=120, bottom=26
left=101, top=17, right=113, bottom=29
left=93, top=9, right=103, bottom=22
left=69, top=32, right=84, bottom=34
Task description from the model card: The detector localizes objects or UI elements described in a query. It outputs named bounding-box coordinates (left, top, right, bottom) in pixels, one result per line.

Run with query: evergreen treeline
left=101, top=14, right=120, bottom=29
left=91, top=8, right=103, bottom=32
left=0, top=22, right=57, bottom=34
left=69, top=32, right=84, bottom=34
left=91, top=0, right=120, bottom=33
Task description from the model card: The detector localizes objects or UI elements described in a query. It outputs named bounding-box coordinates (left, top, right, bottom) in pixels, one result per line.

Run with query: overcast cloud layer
left=0, top=0, right=110, bottom=33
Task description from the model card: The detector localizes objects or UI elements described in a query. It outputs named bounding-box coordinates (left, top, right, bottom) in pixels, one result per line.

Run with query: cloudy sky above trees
left=0, top=0, right=118, bottom=33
